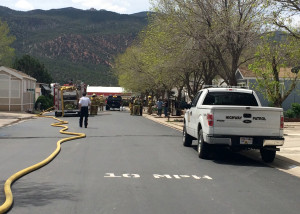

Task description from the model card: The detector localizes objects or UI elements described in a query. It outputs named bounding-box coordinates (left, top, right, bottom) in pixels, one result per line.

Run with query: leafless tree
left=153, top=0, right=265, bottom=85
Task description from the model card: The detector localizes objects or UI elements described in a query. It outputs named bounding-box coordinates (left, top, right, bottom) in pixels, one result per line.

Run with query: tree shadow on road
left=10, top=181, right=79, bottom=207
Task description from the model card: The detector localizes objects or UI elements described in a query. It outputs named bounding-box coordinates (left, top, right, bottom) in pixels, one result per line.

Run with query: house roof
left=0, top=66, right=36, bottom=81
left=237, top=67, right=299, bottom=80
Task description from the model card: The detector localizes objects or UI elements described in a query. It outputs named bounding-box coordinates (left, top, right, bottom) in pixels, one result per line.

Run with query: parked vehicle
left=106, top=95, right=122, bottom=110
left=183, top=87, right=284, bottom=163
left=53, top=82, right=86, bottom=117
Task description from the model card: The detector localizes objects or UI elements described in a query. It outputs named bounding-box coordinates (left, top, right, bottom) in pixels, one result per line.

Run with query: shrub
left=284, top=109, right=295, bottom=118
left=291, top=103, right=300, bottom=118
left=35, top=95, right=53, bottom=110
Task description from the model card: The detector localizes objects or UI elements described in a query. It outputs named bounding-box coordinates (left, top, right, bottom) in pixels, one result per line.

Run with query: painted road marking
left=104, top=173, right=213, bottom=180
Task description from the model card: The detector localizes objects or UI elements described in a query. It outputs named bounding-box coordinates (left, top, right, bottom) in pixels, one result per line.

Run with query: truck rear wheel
left=55, top=112, right=62, bottom=117
left=183, top=124, right=193, bottom=147
left=198, top=129, right=210, bottom=159
left=260, top=147, right=276, bottom=163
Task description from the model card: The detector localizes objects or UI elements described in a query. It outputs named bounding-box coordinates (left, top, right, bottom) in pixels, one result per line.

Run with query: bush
left=35, top=95, right=53, bottom=110
left=284, top=103, right=300, bottom=118
left=291, top=103, right=300, bottom=118
left=284, top=109, right=295, bottom=118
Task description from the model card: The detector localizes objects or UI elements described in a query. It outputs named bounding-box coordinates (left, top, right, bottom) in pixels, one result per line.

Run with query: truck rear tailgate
left=212, top=106, right=282, bottom=136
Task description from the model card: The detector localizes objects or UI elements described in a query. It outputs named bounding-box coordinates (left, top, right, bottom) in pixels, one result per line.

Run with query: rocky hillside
left=0, top=6, right=148, bottom=85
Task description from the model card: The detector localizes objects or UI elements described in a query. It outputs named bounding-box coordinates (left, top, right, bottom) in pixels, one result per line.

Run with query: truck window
left=203, top=92, right=258, bottom=106
left=191, top=92, right=202, bottom=107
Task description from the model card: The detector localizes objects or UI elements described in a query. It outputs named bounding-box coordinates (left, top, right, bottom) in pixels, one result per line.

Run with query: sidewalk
left=143, top=113, right=300, bottom=178
left=0, top=111, right=36, bottom=127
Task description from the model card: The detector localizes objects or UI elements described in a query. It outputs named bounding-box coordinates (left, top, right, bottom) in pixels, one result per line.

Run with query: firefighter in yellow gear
left=133, top=97, right=141, bottom=115
left=90, top=94, right=98, bottom=115
left=98, top=95, right=105, bottom=111
left=129, top=97, right=134, bottom=115
left=147, top=96, right=153, bottom=115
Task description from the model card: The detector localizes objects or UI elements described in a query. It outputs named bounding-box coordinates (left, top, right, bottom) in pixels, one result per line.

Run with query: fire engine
left=52, top=82, right=86, bottom=117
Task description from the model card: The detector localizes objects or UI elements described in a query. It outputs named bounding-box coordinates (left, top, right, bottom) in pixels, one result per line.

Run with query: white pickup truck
left=183, top=87, right=284, bottom=163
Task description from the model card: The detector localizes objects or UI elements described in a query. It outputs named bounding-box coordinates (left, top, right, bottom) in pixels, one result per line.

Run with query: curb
left=0, top=116, right=35, bottom=128
left=143, top=114, right=183, bottom=131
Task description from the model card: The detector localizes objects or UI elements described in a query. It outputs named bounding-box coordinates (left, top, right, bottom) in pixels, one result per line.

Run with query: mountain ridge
left=0, top=6, right=149, bottom=85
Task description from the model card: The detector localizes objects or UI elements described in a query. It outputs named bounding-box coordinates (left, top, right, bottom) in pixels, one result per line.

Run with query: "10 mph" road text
left=104, top=173, right=213, bottom=180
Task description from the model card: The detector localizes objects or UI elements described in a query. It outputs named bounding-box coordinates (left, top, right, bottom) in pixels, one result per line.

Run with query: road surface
left=0, top=110, right=300, bottom=213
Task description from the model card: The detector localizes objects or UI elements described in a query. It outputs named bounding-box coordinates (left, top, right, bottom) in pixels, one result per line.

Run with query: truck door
left=187, top=91, right=202, bottom=137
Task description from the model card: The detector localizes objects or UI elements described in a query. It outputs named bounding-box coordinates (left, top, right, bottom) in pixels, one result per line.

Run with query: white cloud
left=15, top=0, right=34, bottom=11
left=72, top=0, right=129, bottom=13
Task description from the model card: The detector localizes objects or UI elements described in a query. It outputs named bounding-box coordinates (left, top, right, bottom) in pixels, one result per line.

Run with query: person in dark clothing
left=140, top=98, right=144, bottom=116
left=79, top=92, right=91, bottom=128
left=163, top=99, right=169, bottom=117
left=156, top=99, right=163, bottom=117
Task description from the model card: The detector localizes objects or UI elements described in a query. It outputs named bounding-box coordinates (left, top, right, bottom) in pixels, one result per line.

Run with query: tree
left=249, top=33, right=300, bottom=107
left=13, top=55, right=53, bottom=83
left=116, top=0, right=267, bottom=100
left=266, top=0, right=300, bottom=39
left=115, top=14, right=185, bottom=98
left=152, top=0, right=265, bottom=85
left=0, top=19, right=15, bottom=66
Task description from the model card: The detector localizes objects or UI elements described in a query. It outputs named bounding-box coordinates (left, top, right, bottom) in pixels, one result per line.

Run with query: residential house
left=0, top=66, right=37, bottom=111
left=236, top=67, right=300, bottom=111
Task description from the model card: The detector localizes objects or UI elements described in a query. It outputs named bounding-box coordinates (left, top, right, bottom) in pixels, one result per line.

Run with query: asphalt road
left=0, top=110, right=300, bottom=214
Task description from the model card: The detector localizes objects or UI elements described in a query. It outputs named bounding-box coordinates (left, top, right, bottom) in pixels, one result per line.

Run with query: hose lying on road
left=0, top=108, right=86, bottom=214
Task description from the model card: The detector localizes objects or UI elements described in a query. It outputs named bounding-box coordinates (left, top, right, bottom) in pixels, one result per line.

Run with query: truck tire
left=183, top=124, right=193, bottom=147
left=197, top=129, right=210, bottom=159
left=260, top=147, right=276, bottom=163
left=55, top=112, right=62, bottom=117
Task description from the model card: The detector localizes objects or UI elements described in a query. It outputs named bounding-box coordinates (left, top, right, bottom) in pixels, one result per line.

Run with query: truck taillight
left=207, top=114, right=214, bottom=127
left=280, top=115, right=284, bottom=129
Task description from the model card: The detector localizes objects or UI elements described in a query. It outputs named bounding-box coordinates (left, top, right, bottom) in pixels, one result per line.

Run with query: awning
left=41, top=85, right=51, bottom=91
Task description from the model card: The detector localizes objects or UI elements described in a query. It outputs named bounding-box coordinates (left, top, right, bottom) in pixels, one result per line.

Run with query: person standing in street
left=133, top=96, right=141, bottom=115
left=147, top=96, right=153, bottom=115
left=79, top=92, right=91, bottom=128
left=156, top=99, right=163, bottom=117
left=129, top=97, right=135, bottom=115
left=163, top=98, right=169, bottom=118
left=140, top=97, right=144, bottom=116
left=90, top=94, right=98, bottom=115
left=98, top=95, right=105, bottom=111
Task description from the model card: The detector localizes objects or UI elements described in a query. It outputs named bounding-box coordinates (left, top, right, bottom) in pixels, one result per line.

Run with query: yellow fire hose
left=0, top=108, right=86, bottom=214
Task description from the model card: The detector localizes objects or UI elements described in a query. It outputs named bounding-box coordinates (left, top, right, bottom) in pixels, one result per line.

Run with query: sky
left=0, top=0, right=152, bottom=14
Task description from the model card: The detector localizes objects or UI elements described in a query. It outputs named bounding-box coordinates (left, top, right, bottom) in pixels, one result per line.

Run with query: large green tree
left=115, top=14, right=184, bottom=98
left=0, top=19, right=15, bottom=66
left=249, top=33, right=300, bottom=107
left=13, top=55, right=53, bottom=83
